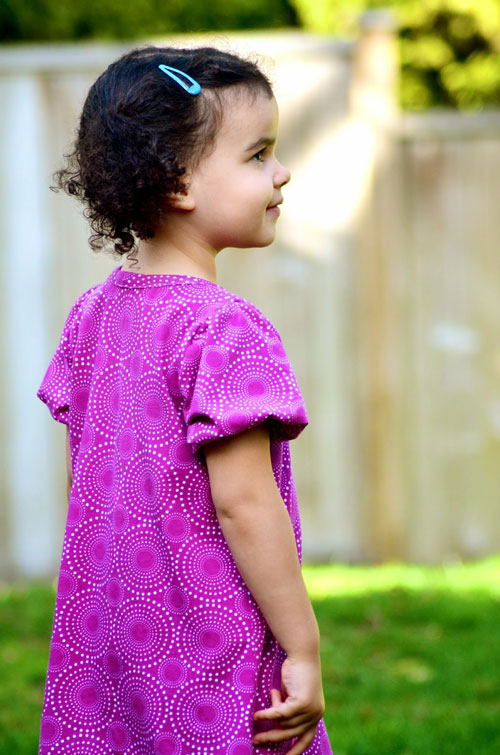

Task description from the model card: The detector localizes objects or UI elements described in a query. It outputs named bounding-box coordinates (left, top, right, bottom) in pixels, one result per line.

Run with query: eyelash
left=252, top=149, right=266, bottom=163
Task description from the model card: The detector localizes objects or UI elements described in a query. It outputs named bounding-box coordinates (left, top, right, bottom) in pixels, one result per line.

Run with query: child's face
left=185, top=91, right=290, bottom=251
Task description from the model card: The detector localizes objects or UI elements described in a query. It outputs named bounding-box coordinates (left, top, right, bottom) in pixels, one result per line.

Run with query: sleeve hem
left=37, top=389, right=70, bottom=426
left=186, top=411, right=308, bottom=456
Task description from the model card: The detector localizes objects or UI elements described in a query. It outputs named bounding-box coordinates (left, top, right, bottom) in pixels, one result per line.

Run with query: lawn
left=1, top=557, right=499, bottom=754
left=303, top=557, right=500, bottom=755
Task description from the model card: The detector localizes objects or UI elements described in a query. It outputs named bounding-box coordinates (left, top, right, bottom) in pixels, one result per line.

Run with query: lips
left=266, top=205, right=280, bottom=215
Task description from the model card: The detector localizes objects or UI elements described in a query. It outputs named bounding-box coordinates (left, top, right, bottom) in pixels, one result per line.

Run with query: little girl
left=37, top=45, right=333, bottom=755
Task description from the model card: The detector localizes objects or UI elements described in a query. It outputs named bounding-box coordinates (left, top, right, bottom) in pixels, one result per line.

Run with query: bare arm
left=204, top=422, right=324, bottom=753
left=204, top=422, right=319, bottom=658
left=66, top=425, right=72, bottom=501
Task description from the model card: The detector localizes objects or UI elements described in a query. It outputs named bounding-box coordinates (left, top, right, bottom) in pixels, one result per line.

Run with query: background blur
left=1, top=0, right=500, bottom=579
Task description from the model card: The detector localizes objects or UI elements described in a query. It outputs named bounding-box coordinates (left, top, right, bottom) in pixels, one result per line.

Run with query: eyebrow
left=244, top=136, right=276, bottom=152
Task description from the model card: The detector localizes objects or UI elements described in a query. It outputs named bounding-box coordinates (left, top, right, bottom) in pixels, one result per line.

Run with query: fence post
left=349, top=11, right=404, bottom=561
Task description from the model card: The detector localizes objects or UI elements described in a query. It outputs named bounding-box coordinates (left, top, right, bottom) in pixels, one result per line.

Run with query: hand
left=252, top=655, right=325, bottom=755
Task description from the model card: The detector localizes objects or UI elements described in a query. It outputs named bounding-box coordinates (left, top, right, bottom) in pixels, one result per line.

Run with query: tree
left=290, top=0, right=500, bottom=109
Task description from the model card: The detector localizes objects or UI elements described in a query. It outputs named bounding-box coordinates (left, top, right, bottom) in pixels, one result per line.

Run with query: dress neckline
left=112, top=265, right=218, bottom=289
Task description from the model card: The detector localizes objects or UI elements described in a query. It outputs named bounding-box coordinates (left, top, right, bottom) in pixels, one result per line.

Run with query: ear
left=168, top=171, right=196, bottom=211
left=168, top=187, right=195, bottom=211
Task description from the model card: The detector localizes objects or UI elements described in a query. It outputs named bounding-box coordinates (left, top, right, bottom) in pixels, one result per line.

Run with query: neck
left=122, top=221, right=219, bottom=283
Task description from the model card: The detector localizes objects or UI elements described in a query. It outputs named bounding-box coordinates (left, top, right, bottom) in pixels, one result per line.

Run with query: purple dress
left=37, top=265, right=333, bottom=755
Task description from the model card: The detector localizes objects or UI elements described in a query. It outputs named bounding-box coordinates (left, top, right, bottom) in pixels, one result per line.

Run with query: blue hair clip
left=158, top=64, right=201, bottom=95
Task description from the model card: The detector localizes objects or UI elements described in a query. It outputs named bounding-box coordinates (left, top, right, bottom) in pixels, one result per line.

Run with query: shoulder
left=194, top=287, right=281, bottom=343
left=61, top=282, right=104, bottom=338
left=66, top=282, right=103, bottom=317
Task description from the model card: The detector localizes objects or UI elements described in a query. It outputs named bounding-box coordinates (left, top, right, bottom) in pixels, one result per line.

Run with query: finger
left=253, top=688, right=284, bottom=721
left=254, top=704, right=314, bottom=729
left=269, top=710, right=313, bottom=729
left=268, top=688, right=284, bottom=727
left=270, top=688, right=282, bottom=707
left=253, top=722, right=313, bottom=746
left=253, top=697, right=305, bottom=721
left=285, top=725, right=318, bottom=755
left=253, top=704, right=293, bottom=721
left=271, top=687, right=281, bottom=727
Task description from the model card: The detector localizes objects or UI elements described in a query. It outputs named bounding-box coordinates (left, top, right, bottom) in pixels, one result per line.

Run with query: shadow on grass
left=0, top=582, right=499, bottom=754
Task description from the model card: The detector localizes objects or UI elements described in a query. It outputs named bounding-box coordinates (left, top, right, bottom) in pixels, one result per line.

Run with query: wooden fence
left=1, top=17, right=499, bottom=577
left=358, top=110, right=500, bottom=563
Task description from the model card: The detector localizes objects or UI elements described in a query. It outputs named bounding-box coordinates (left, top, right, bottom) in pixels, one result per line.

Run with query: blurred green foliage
left=0, top=0, right=299, bottom=41
left=2, top=0, right=499, bottom=110
left=291, top=0, right=500, bottom=109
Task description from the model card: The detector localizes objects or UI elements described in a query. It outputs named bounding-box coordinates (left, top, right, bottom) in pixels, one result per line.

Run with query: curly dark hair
left=53, top=45, right=274, bottom=259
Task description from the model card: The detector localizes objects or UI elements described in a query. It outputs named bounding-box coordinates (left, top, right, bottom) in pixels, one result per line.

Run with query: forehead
left=216, top=90, right=279, bottom=146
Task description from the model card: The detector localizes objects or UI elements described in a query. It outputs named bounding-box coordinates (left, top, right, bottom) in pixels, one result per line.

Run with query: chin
left=252, top=230, right=277, bottom=248
left=229, top=235, right=275, bottom=249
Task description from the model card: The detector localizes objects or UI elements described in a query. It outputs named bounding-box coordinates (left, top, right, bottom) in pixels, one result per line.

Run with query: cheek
left=250, top=174, right=274, bottom=204
left=230, top=181, right=268, bottom=213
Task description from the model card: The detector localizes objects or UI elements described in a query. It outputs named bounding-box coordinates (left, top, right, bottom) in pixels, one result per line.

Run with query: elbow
left=211, top=489, right=255, bottom=521
left=211, top=485, right=282, bottom=522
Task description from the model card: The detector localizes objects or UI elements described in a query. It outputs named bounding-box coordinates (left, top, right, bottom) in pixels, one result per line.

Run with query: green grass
left=1, top=558, right=500, bottom=754
left=304, top=557, right=500, bottom=755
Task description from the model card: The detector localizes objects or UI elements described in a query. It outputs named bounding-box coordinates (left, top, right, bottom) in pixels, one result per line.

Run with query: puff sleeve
left=36, top=298, right=81, bottom=425
left=181, top=300, right=308, bottom=454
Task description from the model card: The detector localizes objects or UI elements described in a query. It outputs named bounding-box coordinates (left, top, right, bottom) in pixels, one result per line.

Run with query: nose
left=274, top=158, right=291, bottom=188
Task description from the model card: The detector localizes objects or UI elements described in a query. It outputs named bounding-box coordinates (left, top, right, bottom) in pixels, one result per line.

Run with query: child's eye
left=252, top=149, right=266, bottom=163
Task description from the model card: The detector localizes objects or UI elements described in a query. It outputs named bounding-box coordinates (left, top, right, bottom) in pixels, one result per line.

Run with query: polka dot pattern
left=175, top=605, right=248, bottom=675
left=170, top=680, right=243, bottom=749
left=59, top=589, right=111, bottom=657
left=114, top=597, right=173, bottom=666
left=36, top=266, right=332, bottom=754
left=117, top=671, right=166, bottom=738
